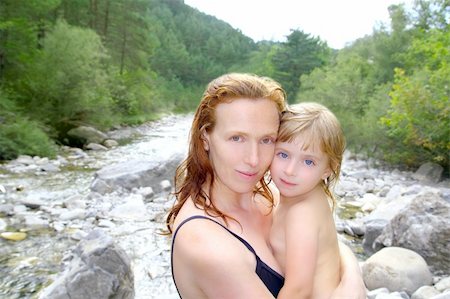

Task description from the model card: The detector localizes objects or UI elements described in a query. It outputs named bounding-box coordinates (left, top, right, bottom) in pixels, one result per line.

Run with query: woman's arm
left=172, top=219, right=275, bottom=299
left=331, top=242, right=367, bottom=299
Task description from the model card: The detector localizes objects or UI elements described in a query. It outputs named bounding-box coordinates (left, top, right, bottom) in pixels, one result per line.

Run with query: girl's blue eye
left=305, top=159, right=314, bottom=166
left=277, top=152, right=288, bottom=159
left=231, top=136, right=241, bottom=142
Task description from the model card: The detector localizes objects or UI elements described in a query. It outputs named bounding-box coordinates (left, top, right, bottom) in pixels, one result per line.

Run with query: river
left=0, top=114, right=192, bottom=299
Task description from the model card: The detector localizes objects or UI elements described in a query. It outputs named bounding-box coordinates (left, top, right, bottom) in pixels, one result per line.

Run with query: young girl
left=270, top=102, right=345, bottom=298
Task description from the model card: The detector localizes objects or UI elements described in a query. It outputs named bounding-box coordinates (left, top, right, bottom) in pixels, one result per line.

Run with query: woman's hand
left=332, top=242, right=367, bottom=299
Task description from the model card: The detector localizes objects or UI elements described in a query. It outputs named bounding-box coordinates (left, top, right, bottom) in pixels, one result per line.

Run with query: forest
left=0, top=0, right=448, bottom=173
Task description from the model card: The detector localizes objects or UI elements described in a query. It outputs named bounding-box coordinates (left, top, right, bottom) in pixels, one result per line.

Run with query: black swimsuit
left=171, top=215, right=285, bottom=297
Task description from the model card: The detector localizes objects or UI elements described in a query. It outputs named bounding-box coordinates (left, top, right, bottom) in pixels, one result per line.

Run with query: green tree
left=381, top=28, right=450, bottom=168
left=0, top=0, right=60, bottom=81
left=272, top=29, right=330, bottom=102
left=16, top=20, right=114, bottom=135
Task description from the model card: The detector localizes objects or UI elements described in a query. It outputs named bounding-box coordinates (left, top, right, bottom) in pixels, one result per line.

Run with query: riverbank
left=0, top=114, right=449, bottom=298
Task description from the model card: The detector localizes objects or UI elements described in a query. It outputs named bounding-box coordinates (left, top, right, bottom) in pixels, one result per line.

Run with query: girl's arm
left=331, top=242, right=367, bottom=299
left=277, top=202, right=318, bottom=299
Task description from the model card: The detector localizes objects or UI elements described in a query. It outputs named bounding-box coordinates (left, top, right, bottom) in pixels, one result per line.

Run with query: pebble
left=0, top=231, right=27, bottom=241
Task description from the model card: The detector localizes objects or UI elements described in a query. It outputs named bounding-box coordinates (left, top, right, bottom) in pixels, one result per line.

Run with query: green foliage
left=17, top=20, right=114, bottom=131
left=381, top=28, right=449, bottom=167
left=0, top=89, right=56, bottom=160
left=228, top=41, right=278, bottom=77
left=296, top=0, right=449, bottom=171
left=297, top=52, right=379, bottom=152
left=272, top=30, right=331, bottom=102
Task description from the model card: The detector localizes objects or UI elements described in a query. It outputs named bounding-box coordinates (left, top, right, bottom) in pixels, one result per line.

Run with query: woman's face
left=203, top=98, right=280, bottom=195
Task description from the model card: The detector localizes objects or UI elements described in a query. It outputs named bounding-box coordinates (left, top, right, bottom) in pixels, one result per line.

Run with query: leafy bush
left=0, top=90, right=56, bottom=160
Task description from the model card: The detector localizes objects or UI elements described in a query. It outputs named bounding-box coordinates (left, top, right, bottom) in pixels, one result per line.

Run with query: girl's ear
left=322, top=167, right=332, bottom=181
left=202, top=130, right=210, bottom=151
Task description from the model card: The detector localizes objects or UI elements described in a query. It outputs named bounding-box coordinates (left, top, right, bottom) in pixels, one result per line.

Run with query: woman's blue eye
left=231, top=136, right=241, bottom=142
left=305, top=159, right=314, bottom=166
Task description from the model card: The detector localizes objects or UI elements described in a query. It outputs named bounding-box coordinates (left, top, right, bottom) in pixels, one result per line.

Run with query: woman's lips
left=237, top=170, right=258, bottom=180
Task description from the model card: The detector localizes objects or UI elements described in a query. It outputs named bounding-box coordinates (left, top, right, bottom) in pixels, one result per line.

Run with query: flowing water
left=0, top=114, right=192, bottom=299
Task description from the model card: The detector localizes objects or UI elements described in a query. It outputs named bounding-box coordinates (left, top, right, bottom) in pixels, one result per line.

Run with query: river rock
left=67, top=126, right=108, bottom=146
left=90, top=156, right=182, bottom=194
left=362, top=246, right=432, bottom=295
left=19, top=197, right=47, bottom=209
left=38, top=229, right=134, bottom=299
left=374, top=191, right=450, bottom=272
left=435, top=277, right=450, bottom=292
left=363, top=219, right=389, bottom=254
left=1, top=231, right=27, bottom=241
left=109, top=194, right=150, bottom=221
left=103, top=139, right=119, bottom=148
left=431, top=291, right=450, bottom=299
left=0, top=218, right=6, bottom=231
left=23, top=215, right=49, bottom=230
left=85, top=143, right=108, bottom=151
left=412, top=162, right=444, bottom=184
left=411, top=286, right=440, bottom=299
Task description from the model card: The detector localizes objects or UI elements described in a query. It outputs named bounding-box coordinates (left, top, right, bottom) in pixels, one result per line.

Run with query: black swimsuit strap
left=172, top=215, right=258, bottom=254
left=171, top=215, right=284, bottom=297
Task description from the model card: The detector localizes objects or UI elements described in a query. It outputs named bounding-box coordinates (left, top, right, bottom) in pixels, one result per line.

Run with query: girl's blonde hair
left=166, top=73, right=287, bottom=233
left=277, top=102, right=345, bottom=208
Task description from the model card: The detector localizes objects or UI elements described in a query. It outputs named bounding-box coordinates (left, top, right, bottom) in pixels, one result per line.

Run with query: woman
left=166, top=73, right=366, bottom=298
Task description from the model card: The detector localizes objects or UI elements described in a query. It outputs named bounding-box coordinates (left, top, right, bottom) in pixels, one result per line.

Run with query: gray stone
left=67, top=126, right=108, bottom=145
left=413, top=162, right=444, bottom=184
left=85, top=143, right=108, bottom=151
left=59, top=209, right=86, bottom=221
left=368, top=287, right=390, bottom=299
left=19, top=197, right=47, bottom=209
left=430, top=291, right=450, bottom=299
left=0, top=218, right=7, bottom=231
left=362, top=247, right=432, bottom=295
left=435, top=277, right=450, bottom=292
left=90, top=156, right=181, bottom=194
left=39, top=163, right=60, bottom=172
left=103, top=139, right=119, bottom=148
left=363, top=219, right=389, bottom=254
left=374, top=191, right=450, bottom=272
left=23, top=215, right=49, bottom=230
left=38, top=229, right=134, bottom=299
left=411, top=286, right=440, bottom=299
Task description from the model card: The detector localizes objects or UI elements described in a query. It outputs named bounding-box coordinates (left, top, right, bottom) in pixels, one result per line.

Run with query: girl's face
left=270, top=136, right=331, bottom=199
left=203, top=98, right=280, bottom=195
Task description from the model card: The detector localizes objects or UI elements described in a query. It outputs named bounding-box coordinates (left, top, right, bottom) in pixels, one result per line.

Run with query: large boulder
left=67, top=126, right=108, bottom=147
left=362, top=247, right=432, bottom=295
left=38, top=229, right=134, bottom=299
left=412, top=162, right=444, bottom=184
left=374, top=191, right=450, bottom=273
left=90, top=155, right=182, bottom=194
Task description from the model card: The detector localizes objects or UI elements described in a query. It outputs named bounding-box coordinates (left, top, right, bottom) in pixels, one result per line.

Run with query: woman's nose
left=244, top=143, right=259, bottom=167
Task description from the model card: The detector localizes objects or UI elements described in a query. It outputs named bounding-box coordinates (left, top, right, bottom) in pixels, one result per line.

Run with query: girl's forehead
left=289, top=134, right=323, bottom=152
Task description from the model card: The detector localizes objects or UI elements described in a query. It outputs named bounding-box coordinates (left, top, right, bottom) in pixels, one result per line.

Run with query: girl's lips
left=280, top=178, right=296, bottom=186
